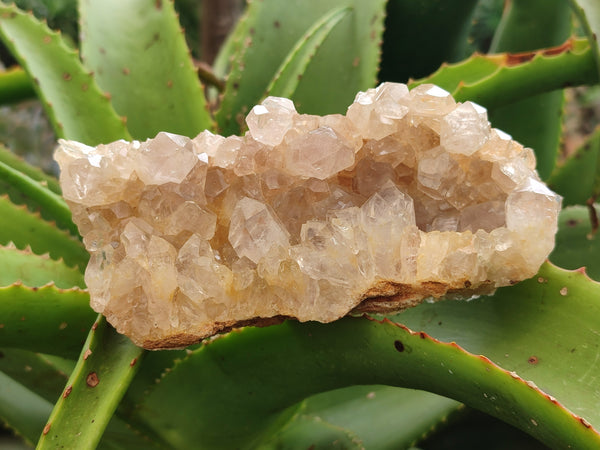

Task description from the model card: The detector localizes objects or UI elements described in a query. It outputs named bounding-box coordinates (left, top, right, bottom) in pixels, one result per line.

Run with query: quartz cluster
left=55, top=82, right=561, bottom=349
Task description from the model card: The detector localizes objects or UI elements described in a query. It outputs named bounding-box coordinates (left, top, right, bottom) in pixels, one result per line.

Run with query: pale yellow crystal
left=55, top=82, right=562, bottom=349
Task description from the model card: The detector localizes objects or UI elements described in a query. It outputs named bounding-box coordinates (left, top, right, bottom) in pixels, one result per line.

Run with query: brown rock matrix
left=55, top=83, right=561, bottom=349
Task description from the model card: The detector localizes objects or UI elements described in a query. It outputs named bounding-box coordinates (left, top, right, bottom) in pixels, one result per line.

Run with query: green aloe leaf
left=0, top=66, right=36, bottom=104
left=0, top=195, right=88, bottom=269
left=568, top=0, right=600, bottom=77
left=0, top=349, right=72, bottom=403
left=265, top=7, right=351, bottom=100
left=79, top=0, right=214, bottom=139
left=463, top=0, right=504, bottom=55
left=0, top=349, right=164, bottom=449
left=0, top=245, right=84, bottom=288
left=379, top=0, right=479, bottom=82
left=300, top=387, right=460, bottom=449
left=116, top=347, right=195, bottom=446
left=410, top=38, right=598, bottom=110
left=121, top=347, right=190, bottom=408
left=0, top=4, right=130, bottom=144
left=215, top=0, right=386, bottom=135
left=550, top=205, right=600, bottom=281
left=131, top=263, right=600, bottom=449
left=259, top=413, right=361, bottom=449
left=0, top=283, right=94, bottom=359
left=261, top=386, right=461, bottom=449
left=0, top=145, right=60, bottom=195
left=0, top=370, right=53, bottom=447
left=0, top=159, right=77, bottom=236
left=394, top=263, right=600, bottom=434
left=487, top=0, right=572, bottom=180
left=548, top=126, right=600, bottom=207
left=37, top=316, right=144, bottom=450
left=211, top=6, right=248, bottom=81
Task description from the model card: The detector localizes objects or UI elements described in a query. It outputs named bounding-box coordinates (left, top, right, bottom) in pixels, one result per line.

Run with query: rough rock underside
left=55, top=82, right=561, bottom=349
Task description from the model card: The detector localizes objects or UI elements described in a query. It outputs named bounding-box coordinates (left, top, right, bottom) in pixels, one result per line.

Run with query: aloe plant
left=0, top=0, right=599, bottom=448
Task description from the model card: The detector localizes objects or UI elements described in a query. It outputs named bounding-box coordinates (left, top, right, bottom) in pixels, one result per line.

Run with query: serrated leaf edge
left=0, top=193, right=86, bottom=270
left=0, top=244, right=85, bottom=289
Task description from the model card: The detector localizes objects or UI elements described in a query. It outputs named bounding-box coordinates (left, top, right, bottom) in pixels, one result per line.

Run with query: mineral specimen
left=55, top=82, right=561, bottom=349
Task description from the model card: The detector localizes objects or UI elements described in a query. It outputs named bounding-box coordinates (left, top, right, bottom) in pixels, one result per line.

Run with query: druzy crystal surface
left=55, top=82, right=561, bottom=349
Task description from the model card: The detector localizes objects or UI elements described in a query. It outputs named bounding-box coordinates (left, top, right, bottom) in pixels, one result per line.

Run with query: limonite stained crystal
left=55, top=83, right=561, bottom=349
